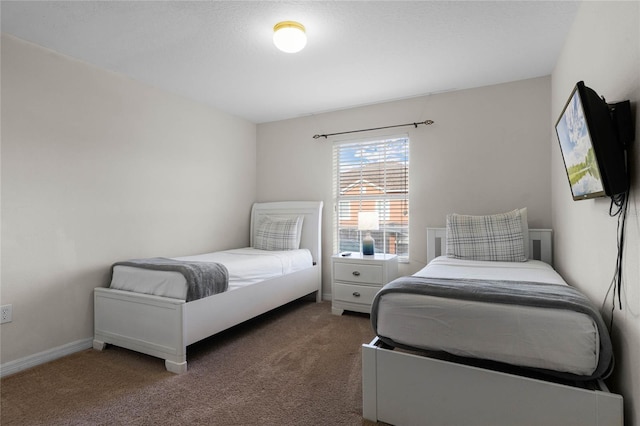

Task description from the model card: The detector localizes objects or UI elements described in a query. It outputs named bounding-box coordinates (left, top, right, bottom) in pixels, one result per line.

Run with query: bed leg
left=362, top=341, right=378, bottom=421
left=92, top=339, right=106, bottom=351
left=316, top=290, right=322, bottom=303
left=165, top=359, right=187, bottom=374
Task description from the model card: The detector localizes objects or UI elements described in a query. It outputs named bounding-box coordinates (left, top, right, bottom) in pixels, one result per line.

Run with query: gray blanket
left=371, top=276, right=613, bottom=381
left=112, top=258, right=229, bottom=302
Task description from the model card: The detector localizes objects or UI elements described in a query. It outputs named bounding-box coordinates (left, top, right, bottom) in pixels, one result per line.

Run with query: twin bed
left=363, top=209, right=623, bottom=426
left=93, top=201, right=323, bottom=373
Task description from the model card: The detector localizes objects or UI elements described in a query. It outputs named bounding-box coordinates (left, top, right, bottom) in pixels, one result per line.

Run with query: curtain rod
left=312, top=119, right=434, bottom=139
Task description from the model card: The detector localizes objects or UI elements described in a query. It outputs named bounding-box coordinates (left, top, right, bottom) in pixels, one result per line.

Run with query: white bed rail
left=362, top=337, right=622, bottom=425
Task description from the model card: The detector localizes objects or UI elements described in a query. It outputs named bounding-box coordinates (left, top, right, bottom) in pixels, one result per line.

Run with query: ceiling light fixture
left=273, top=21, right=307, bottom=53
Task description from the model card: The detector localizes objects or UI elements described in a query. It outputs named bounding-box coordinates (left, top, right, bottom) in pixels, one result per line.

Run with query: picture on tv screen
left=556, top=88, right=605, bottom=199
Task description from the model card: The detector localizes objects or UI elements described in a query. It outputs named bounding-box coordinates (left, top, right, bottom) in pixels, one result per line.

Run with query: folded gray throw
left=371, top=276, right=613, bottom=381
left=112, top=258, right=229, bottom=302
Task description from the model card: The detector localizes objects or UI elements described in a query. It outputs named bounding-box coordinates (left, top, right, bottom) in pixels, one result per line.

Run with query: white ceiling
left=1, top=1, right=580, bottom=124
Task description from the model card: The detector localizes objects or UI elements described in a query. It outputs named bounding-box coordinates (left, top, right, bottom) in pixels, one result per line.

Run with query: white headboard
left=250, top=201, right=323, bottom=265
left=427, top=228, right=553, bottom=266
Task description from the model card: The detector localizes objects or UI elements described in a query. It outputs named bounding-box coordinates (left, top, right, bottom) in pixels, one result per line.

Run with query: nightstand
left=331, top=253, right=398, bottom=315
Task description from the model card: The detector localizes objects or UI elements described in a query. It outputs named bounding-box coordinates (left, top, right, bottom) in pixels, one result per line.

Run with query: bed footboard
left=94, top=265, right=320, bottom=374
left=94, top=288, right=188, bottom=373
left=362, top=337, right=623, bottom=426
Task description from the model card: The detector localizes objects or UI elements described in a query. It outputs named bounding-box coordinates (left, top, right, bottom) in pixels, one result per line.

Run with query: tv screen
left=555, top=85, right=605, bottom=199
left=555, top=81, right=629, bottom=200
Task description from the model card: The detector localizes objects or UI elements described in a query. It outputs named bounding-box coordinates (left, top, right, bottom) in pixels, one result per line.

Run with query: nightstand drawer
left=334, top=262, right=383, bottom=285
left=333, top=283, right=380, bottom=306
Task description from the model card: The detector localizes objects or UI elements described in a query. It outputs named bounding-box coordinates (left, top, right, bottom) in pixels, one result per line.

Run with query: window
left=333, top=135, right=409, bottom=261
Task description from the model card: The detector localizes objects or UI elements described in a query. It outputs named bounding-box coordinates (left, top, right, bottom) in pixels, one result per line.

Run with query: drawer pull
left=353, top=292, right=361, bottom=297
left=352, top=271, right=361, bottom=276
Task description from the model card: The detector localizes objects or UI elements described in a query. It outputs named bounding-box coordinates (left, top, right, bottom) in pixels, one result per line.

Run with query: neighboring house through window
left=333, top=135, right=409, bottom=261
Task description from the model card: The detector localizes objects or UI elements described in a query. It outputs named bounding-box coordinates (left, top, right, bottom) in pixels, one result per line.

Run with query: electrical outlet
left=1, top=304, right=12, bottom=324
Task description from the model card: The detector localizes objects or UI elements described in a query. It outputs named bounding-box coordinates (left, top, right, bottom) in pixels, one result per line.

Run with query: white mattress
left=110, top=248, right=313, bottom=300
left=375, top=256, right=600, bottom=376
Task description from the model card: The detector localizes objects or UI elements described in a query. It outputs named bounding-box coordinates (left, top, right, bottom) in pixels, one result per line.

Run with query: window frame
left=332, top=134, right=410, bottom=261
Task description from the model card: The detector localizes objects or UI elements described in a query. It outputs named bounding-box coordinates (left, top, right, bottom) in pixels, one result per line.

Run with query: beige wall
left=0, top=35, right=257, bottom=365
left=257, top=76, right=552, bottom=296
left=551, top=2, right=640, bottom=423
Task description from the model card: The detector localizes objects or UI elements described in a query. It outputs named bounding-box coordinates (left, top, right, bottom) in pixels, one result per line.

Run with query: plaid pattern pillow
left=446, top=209, right=526, bottom=262
left=253, top=216, right=304, bottom=251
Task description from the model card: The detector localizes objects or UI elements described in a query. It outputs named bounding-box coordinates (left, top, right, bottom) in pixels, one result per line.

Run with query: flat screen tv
left=555, top=81, right=630, bottom=201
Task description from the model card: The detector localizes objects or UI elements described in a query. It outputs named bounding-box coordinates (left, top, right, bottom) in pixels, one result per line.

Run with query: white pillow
left=253, top=216, right=304, bottom=251
left=446, top=209, right=526, bottom=262
left=268, top=215, right=305, bottom=247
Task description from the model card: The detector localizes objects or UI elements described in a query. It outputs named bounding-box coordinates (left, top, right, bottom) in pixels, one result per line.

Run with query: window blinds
left=333, top=136, right=409, bottom=260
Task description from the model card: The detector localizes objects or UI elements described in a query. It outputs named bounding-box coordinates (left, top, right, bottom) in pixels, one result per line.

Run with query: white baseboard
left=0, top=337, right=93, bottom=378
left=2, top=294, right=335, bottom=377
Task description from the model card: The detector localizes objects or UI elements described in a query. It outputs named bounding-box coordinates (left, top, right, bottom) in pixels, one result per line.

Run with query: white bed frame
left=362, top=228, right=623, bottom=425
left=93, top=201, right=323, bottom=374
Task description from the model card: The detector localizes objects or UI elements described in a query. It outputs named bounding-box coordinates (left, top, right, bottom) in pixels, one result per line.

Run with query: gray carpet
left=1, top=299, right=382, bottom=425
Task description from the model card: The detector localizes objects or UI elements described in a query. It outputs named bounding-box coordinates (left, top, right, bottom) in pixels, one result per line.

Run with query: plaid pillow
left=253, top=216, right=304, bottom=251
left=446, top=209, right=526, bottom=262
